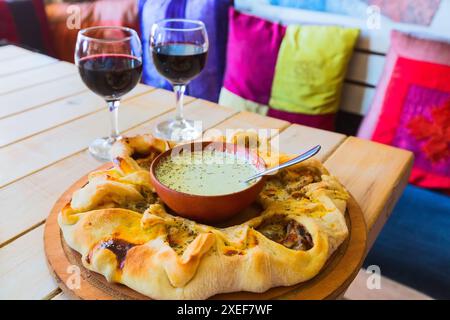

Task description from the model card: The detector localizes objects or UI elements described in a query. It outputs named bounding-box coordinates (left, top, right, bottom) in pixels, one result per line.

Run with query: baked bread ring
left=59, top=134, right=349, bottom=299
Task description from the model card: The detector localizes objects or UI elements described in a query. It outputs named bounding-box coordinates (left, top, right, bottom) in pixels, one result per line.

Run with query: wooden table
left=0, top=45, right=413, bottom=300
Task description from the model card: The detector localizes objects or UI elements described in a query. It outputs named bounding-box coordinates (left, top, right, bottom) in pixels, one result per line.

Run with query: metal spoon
left=244, top=145, right=321, bottom=183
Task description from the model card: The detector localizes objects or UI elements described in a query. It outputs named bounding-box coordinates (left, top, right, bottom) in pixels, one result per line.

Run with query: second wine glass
left=151, top=19, right=209, bottom=142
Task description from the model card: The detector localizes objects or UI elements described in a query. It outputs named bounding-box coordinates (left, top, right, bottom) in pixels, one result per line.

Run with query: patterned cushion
left=371, top=56, right=450, bottom=190
left=358, top=30, right=450, bottom=139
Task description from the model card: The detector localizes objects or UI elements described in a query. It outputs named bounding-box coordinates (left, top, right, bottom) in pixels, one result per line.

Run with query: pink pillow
left=267, top=109, right=336, bottom=131
left=222, top=7, right=286, bottom=105
left=358, top=30, right=450, bottom=139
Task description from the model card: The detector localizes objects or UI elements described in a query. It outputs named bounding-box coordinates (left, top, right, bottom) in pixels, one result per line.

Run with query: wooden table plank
left=128, top=98, right=239, bottom=138
left=203, top=111, right=290, bottom=142
left=344, top=269, right=432, bottom=300
left=0, top=62, right=76, bottom=95
left=0, top=45, right=32, bottom=61
left=0, top=53, right=57, bottom=77
left=324, top=137, right=413, bottom=247
left=0, top=86, right=164, bottom=188
left=276, top=124, right=346, bottom=161
left=0, top=75, right=87, bottom=119
left=0, top=91, right=105, bottom=146
left=0, top=81, right=156, bottom=145
left=52, top=291, right=72, bottom=300
left=209, top=111, right=289, bottom=133
left=0, top=225, right=58, bottom=300
left=0, top=150, right=101, bottom=246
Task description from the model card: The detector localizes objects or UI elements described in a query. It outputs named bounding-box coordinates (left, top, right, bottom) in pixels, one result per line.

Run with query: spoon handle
left=244, top=145, right=321, bottom=183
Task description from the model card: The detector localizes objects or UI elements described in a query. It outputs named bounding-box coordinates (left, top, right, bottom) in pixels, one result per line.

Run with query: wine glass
left=75, top=26, right=143, bottom=161
left=150, top=19, right=209, bottom=142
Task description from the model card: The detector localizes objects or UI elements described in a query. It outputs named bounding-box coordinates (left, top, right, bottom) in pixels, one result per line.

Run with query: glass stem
left=107, top=99, right=120, bottom=142
left=174, top=84, right=186, bottom=122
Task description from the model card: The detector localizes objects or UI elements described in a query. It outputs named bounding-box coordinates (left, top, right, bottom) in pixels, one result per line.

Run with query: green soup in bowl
left=150, top=141, right=266, bottom=223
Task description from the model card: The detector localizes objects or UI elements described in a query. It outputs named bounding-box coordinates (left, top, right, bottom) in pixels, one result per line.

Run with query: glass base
left=154, top=119, right=201, bottom=142
left=88, top=136, right=121, bottom=162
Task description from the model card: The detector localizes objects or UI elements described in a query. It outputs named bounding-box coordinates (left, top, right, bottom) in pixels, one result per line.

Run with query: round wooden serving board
left=44, top=163, right=367, bottom=300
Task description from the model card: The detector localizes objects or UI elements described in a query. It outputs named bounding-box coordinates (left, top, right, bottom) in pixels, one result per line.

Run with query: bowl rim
left=149, top=141, right=267, bottom=199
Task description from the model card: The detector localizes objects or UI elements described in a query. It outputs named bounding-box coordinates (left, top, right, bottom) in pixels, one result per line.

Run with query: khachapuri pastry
left=59, top=134, right=349, bottom=299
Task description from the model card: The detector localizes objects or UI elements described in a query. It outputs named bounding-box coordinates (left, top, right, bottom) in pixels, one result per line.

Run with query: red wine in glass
left=78, top=54, right=143, bottom=99
left=152, top=43, right=207, bottom=84
left=75, top=26, right=142, bottom=161
left=150, top=19, right=208, bottom=142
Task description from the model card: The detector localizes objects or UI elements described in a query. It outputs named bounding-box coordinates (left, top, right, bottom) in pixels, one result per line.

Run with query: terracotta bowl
left=149, top=141, right=266, bottom=223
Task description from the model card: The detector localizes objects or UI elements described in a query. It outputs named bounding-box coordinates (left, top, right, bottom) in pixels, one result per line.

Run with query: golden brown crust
left=58, top=134, right=349, bottom=299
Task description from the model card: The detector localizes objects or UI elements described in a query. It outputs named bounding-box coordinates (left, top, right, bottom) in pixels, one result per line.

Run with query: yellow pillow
left=269, top=25, right=359, bottom=115
left=219, top=87, right=269, bottom=116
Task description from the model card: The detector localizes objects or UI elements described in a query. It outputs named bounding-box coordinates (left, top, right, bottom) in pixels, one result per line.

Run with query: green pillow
left=269, top=25, right=359, bottom=115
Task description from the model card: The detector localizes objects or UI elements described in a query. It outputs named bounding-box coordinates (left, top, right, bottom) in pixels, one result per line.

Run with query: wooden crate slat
left=340, top=83, right=375, bottom=116
left=324, top=137, right=413, bottom=246
left=346, top=51, right=384, bottom=87
left=0, top=75, right=87, bottom=119
left=0, top=61, right=76, bottom=95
